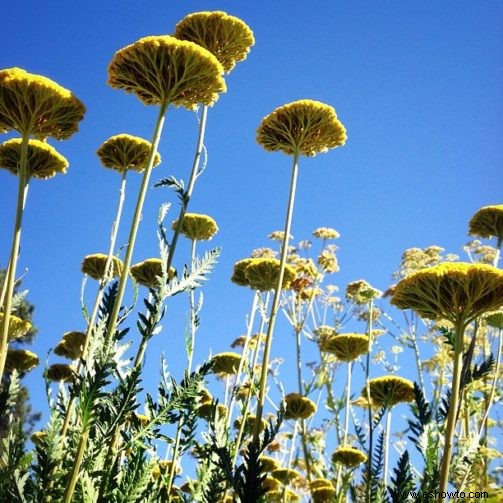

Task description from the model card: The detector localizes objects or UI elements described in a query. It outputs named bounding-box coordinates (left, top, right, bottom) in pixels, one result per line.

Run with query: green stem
left=105, top=102, right=168, bottom=346
left=253, top=150, right=300, bottom=444
left=438, top=320, right=465, bottom=500
left=63, top=428, right=90, bottom=503
left=364, top=300, right=374, bottom=503
left=383, top=408, right=392, bottom=486
left=187, top=238, right=198, bottom=372
left=0, top=134, right=30, bottom=382
left=165, top=105, right=208, bottom=273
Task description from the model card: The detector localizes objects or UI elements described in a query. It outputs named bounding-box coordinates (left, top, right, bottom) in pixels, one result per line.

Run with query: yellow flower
left=130, top=258, right=176, bottom=288
left=108, top=36, right=226, bottom=108
left=210, top=352, right=243, bottom=375
left=234, top=414, right=267, bottom=434
left=0, top=138, right=68, bottom=179
left=331, top=446, right=367, bottom=468
left=96, top=134, right=161, bottom=173
left=0, top=313, right=32, bottom=342
left=172, top=213, right=218, bottom=241
left=259, top=455, right=281, bottom=472
left=81, top=253, right=123, bottom=280
left=256, top=99, right=347, bottom=157
left=54, top=331, right=86, bottom=360
left=319, top=333, right=369, bottom=361
left=313, top=325, right=337, bottom=341
left=363, top=376, right=415, bottom=408
left=262, top=476, right=281, bottom=492
left=231, top=258, right=254, bottom=286
left=312, top=486, right=336, bottom=503
left=268, top=230, right=293, bottom=241
left=345, top=279, right=381, bottom=304
left=313, top=227, right=340, bottom=240
left=284, top=392, right=317, bottom=420
left=468, top=205, right=503, bottom=240
left=391, top=263, right=503, bottom=325
left=0, top=67, right=85, bottom=138
left=317, top=250, right=339, bottom=273
left=310, top=479, right=334, bottom=491
left=5, top=349, right=39, bottom=373
left=244, top=258, right=296, bottom=291
left=265, top=488, right=300, bottom=502
left=271, top=468, right=301, bottom=484
left=45, top=364, right=74, bottom=383
left=174, top=11, right=254, bottom=73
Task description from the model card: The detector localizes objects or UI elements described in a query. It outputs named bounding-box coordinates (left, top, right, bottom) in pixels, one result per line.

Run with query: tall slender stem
left=104, top=102, right=168, bottom=346
left=187, top=238, right=198, bottom=372
left=0, top=134, right=30, bottom=381
left=253, top=150, right=300, bottom=443
left=165, top=105, right=208, bottom=272
left=438, top=320, right=465, bottom=500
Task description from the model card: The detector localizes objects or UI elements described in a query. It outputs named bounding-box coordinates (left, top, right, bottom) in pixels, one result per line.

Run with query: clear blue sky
left=2, top=1, right=502, bottom=433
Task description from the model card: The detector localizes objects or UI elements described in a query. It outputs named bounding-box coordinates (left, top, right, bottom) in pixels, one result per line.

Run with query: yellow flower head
left=174, top=11, right=254, bottom=73
left=54, top=331, right=86, bottom=360
left=0, top=138, right=68, bottom=179
left=130, top=258, right=176, bottom=288
left=312, top=486, right=336, bottom=503
left=345, top=279, right=381, bottom=304
left=313, top=325, right=337, bottom=342
left=320, top=333, right=369, bottom=361
left=310, top=479, right=335, bottom=491
left=271, top=468, right=301, bottom=485
left=0, top=67, right=85, bottom=138
left=257, top=99, right=347, bottom=157
left=0, top=313, right=32, bottom=342
left=172, top=212, right=218, bottom=241
left=108, top=36, right=226, bottom=108
left=317, top=250, right=339, bottom=273
left=363, top=376, right=415, bottom=408
left=265, top=488, right=300, bottom=502
left=259, top=455, right=281, bottom=473
left=284, top=392, right=317, bottom=420
left=391, top=262, right=503, bottom=325
left=81, top=253, right=123, bottom=280
left=231, top=258, right=254, bottom=286
left=468, top=205, right=503, bottom=241
left=210, top=351, right=243, bottom=375
left=96, top=134, right=161, bottom=173
left=5, top=349, right=39, bottom=373
left=234, top=414, right=267, bottom=434
left=313, top=227, right=340, bottom=240
left=262, top=476, right=281, bottom=492
left=45, top=363, right=74, bottom=383
left=244, top=258, right=296, bottom=291
left=331, top=446, right=367, bottom=468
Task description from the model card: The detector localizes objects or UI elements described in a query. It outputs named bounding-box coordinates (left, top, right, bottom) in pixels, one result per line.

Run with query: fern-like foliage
left=154, top=175, right=188, bottom=205
left=388, top=450, right=415, bottom=503
left=407, top=382, right=432, bottom=455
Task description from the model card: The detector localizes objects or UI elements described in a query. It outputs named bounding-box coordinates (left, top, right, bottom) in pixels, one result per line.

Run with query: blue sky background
left=1, top=0, right=502, bottom=464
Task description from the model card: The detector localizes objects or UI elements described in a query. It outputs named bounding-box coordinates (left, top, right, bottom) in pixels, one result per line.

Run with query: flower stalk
left=253, top=149, right=299, bottom=443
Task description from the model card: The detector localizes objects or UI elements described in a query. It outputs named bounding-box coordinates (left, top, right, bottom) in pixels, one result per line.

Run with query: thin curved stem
left=438, top=320, right=465, bottom=500
left=253, top=150, right=300, bottom=444
left=0, top=134, right=30, bottom=381
left=383, top=408, right=392, bottom=486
